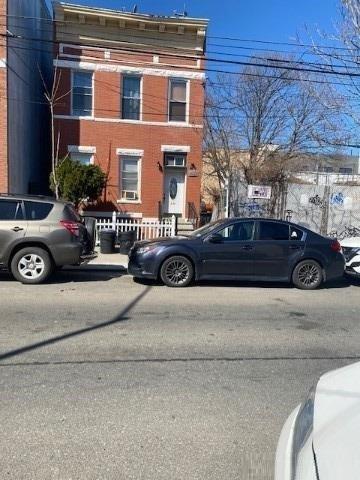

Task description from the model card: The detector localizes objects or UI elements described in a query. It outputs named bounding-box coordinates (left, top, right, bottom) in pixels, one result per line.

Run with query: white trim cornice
left=53, top=59, right=205, bottom=80
left=116, top=148, right=144, bottom=156
left=161, top=145, right=191, bottom=153
left=68, top=145, right=96, bottom=153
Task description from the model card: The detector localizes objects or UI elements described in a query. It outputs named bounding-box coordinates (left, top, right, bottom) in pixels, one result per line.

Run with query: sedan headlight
left=137, top=245, right=159, bottom=255
left=291, top=387, right=316, bottom=479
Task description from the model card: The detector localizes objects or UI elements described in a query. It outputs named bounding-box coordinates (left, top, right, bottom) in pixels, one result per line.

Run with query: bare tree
left=204, top=56, right=345, bottom=217
left=39, top=61, right=71, bottom=199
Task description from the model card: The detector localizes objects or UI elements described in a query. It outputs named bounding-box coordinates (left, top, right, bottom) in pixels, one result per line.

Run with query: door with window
left=0, top=200, right=27, bottom=263
left=252, top=221, right=305, bottom=279
left=163, top=169, right=185, bottom=215
left=200, top=221, right=255, bottom=277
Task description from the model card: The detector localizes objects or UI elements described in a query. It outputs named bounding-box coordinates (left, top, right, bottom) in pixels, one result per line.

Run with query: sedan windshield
left=189, top=220, right=224, bottom=238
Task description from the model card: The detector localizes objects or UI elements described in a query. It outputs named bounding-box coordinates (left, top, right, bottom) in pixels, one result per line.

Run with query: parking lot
left=1, top=270, right=360, bottom=479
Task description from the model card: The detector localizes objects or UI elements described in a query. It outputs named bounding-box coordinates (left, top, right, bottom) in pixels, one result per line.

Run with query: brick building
left=53, top=2, right=208, bottom=219
left=0, top=0, right=52, bottom=194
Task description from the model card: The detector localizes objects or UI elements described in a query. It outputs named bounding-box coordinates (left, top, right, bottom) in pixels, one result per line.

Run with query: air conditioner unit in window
left=122, top=191, right=138, bottom=200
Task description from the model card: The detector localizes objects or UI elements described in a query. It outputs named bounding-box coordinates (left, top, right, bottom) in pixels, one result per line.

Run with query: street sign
left=247, top=185, right=272, bottom=199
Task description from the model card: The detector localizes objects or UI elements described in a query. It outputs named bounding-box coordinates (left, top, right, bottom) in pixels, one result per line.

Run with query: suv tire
left=11, top=247, right=53, bottom=284
left=292, top=259, right=323, bottom=290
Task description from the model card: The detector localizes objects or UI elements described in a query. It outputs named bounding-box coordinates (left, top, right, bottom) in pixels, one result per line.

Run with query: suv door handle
left=242, top=245, right=254, bottom=251
left=12, top=226, right=24, bottom=232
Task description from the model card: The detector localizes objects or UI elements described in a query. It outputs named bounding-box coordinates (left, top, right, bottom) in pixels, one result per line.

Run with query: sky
left=47, top=0, right=341, bottom=47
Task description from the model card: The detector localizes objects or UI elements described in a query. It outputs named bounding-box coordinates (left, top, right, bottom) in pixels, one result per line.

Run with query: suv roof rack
left=0, top=193, right=56, bottom=201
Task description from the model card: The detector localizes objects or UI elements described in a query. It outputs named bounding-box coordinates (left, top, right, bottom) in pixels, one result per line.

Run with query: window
left=217, top=221, right=254, bottom=242
left=24, top=201, right=53, bottom=220
left=164, top=154, right=186, bottom=167
left=72, top=71, right=93, bottom=116
left=0, top=200, right=24, bottom=220
left=339, top=167, right=353, bottom=174
left=122, top=76, right=141, bottom=120
left=120, top=156, right=140, bottom=201
left=290, top=226, right=304, bottom=241
left=70, top=152, right=93, bottom=165
left=169, top=79, right=187, bottom=122
left=259, top=222, right=289, bottom=241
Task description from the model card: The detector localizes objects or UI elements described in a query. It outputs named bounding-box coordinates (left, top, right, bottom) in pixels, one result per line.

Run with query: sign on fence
left=247, top=185, right=272, bottom=200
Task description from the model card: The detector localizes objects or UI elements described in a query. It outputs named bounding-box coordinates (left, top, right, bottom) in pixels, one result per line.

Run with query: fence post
left=112, top=211, right=117, bottom=230
left=171, top=215, right=176, bottom=236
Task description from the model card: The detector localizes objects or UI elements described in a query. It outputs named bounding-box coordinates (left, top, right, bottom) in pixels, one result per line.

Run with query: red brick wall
left=0, top=0, right=7, bottom=193
left=55, top=69, right=204, bottom=217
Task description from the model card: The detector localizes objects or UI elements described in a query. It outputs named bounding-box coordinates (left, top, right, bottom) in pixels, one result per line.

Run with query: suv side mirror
left=208, top=233, right=223, bottom=244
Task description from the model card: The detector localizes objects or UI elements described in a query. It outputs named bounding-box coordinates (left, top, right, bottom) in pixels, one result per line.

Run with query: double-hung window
left=120, top=156, right=140, bottom=201
left=122, top=76, right=141, bottom=120
left=70, top=152, right=93, bottom=165
left=168, top=79, right=187, bottom=122
left=72, top=71, right=93, bottom=116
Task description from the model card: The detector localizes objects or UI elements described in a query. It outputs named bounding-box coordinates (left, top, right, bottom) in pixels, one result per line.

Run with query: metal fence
left=230, top=183, right=360, bottom=236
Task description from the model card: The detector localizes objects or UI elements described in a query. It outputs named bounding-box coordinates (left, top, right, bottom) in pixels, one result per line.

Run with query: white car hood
left=313, top=361, right=360, bottom=479
left=340, top=237, right=360, bottom=248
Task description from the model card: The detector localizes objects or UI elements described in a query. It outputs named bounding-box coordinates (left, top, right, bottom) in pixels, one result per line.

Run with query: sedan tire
left=292, top=259, right=323, bottom=290
left=11, top=247, right=53, bottom=284
left=160, top=256, right=194, bottom=288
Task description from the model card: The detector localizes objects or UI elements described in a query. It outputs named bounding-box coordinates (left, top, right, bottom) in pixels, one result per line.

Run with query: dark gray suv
left=0, top=194, right=96, bottom=284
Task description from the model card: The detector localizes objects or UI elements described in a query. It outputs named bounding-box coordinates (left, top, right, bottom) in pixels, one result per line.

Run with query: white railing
left=93, top=212, right=176, bottom=244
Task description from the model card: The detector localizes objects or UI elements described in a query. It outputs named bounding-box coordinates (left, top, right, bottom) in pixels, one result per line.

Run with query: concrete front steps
left=177, top=218, right=195, bottom=236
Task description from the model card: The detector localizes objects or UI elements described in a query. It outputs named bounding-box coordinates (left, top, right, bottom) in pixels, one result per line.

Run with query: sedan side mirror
left=208, top=233, right=223, bottom=243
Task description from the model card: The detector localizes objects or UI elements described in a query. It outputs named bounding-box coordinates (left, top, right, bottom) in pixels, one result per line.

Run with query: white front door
left=163, top=169, right=185, bottom=215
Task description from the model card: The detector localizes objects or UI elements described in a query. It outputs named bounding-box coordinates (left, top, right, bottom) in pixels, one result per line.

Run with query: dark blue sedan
left=128, top=218, right=345, bottom=289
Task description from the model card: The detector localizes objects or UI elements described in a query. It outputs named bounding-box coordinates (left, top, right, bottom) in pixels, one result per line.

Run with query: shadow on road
left=0, top=286, right=152, bottom=362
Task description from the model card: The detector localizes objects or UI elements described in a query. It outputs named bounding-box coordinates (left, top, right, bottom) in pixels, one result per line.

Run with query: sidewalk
left=66, top=248, right=128, bottom=272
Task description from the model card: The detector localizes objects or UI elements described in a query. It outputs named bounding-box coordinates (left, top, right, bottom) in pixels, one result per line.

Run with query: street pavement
left=0, top=268, right=359, bottom=479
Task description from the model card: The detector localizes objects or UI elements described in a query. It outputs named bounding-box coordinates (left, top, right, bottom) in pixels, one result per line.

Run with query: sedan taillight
left=330, top=239, right=341, bottom=252
left=60, top=220, right=80, bottom=237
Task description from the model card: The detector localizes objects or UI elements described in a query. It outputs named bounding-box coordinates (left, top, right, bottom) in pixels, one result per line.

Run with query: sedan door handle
left=242, top=245, right=254, bottom=251
left=289, top=245, right=301, bottom=250
left=12, top=226, right=24, bottom=232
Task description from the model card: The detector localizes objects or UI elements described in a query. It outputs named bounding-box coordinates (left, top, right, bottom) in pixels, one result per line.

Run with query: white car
left=275, top=362, right=360, bottom=479
left=341, top=237, right=360, bottom=278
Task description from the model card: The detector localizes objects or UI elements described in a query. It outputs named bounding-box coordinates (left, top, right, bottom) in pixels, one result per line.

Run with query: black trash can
left=99, top=229, right=116, bottom=254
left=118, top=230, right=137, bottom=254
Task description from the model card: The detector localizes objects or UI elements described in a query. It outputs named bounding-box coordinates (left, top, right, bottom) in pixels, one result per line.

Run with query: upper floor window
left=339, top=167, right=353, bottom=174
left=169, top=79, right=187, bottom=122
left=72, top=71, right=93, bottom=117
left=122, top=76, right=141, bottom=120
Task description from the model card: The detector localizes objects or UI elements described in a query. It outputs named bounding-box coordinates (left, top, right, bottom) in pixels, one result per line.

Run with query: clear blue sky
left=47, top=0, right=340, bottom=45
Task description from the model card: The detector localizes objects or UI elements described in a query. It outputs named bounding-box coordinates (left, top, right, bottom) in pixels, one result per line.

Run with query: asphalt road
left=0, top=269, right=359, bottom=480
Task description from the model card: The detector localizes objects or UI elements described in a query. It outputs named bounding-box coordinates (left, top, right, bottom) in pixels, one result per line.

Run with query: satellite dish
left=132, top=4, right=138, bottom=13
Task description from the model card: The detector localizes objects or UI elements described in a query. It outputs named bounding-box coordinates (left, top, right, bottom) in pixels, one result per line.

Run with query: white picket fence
left=92, top=212, right=176, bottom=244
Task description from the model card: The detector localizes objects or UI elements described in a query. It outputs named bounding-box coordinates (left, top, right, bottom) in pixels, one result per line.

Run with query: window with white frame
left=122, top=76, right=141, bottom=120
left=168, top=79, right=187, bottom=122
left=72, top=71, right=93, bottom=116
left=120, top=156, right=140, bottom=200
left=164, top=153, right=186, bottom=167
left=70, top=152, right=93, bottom=165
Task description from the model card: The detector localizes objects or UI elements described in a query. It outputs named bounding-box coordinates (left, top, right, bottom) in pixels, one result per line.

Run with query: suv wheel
left=292, top=260, right=323, bottom=290
left=160, top=256, right=194, bottom=287
left=11, top=247, right=53, bottom=284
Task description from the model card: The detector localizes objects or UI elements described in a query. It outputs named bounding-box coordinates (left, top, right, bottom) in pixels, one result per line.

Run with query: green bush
left=51, top=157, right=106, bottom=207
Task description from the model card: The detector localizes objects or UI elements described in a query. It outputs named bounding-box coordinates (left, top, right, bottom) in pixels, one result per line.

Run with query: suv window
left=0, top=200, right=24, bottom=220
left=24, top=201, right=53, bottom=220
left=217, top=221, right=254, bottom=241
left=259, top=222, right=289, bottom=241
